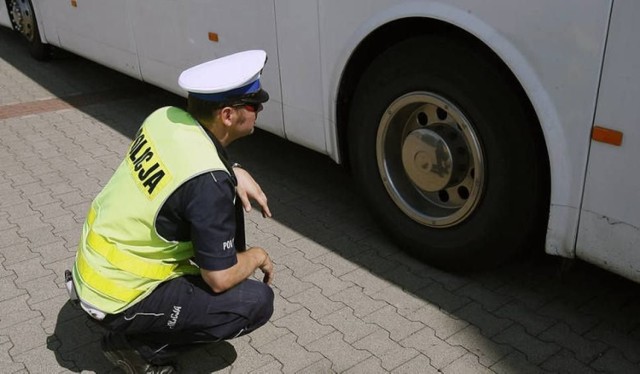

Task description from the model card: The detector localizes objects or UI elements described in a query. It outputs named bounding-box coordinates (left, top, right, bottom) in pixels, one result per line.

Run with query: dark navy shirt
left=155, top=126, right=243, bottom=271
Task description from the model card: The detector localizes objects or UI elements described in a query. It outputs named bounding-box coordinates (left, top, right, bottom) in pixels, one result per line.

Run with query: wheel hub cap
left=9, top=0, right=36, bottom=41
left=377, top=92, right=484, bottom=227
left=402, top=126, right=469, bottom=192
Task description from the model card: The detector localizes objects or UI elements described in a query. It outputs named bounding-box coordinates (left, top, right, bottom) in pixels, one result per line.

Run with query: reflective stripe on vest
left=76, top=249, right=143, bottom=302
left=85, top=207, right=178, bottom=280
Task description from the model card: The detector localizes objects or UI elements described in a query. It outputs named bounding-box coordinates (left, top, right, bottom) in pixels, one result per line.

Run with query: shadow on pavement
left=49, top=302, right=237, bottom=373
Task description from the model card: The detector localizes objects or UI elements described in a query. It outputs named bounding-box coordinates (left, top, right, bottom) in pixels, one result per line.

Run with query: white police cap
left=178, top=50, right=269, bottom=103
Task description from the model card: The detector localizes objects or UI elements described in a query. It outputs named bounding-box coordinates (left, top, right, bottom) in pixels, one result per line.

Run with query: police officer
left=68, top=50, right=275, bottom=374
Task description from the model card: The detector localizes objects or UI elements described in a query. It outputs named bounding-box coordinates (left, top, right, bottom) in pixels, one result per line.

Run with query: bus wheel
left=348, top=35, right=547, bottom=271
left=9, top=0, right=52, bottom=60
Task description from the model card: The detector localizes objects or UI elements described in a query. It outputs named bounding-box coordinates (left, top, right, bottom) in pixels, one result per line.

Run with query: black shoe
left=101, top=333, right=176, bottom=374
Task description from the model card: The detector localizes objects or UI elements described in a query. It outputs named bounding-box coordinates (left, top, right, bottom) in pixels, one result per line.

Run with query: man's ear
left=218, top=107, right=235, bottom=127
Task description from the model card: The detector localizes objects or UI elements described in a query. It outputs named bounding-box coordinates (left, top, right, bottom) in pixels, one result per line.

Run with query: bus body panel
left=274, top=0, right=327, bottom=152
left=0, top=2, right=10, bottom=28
left=577, top=0, right=640, bottom=282
left=129, top=0, right=284, bottom=137
left=45, top=0, right=141, bottom=79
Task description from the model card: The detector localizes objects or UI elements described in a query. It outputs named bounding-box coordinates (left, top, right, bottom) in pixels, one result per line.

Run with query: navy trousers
left=97, top=275, right=274, bottom=364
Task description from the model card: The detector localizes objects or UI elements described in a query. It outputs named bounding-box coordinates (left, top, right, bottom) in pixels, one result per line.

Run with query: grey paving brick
left=55, top=190, right=90, bottom=211
left=344, top=356, right=388, bottom=374
left=406, top=303, right=468, bottom=340
left=495, top=301, right=555, bottom=336
left=306, top=331, right=371, bottom=373
left=256, top=332, right=324, bottom=374
left=539, top=322, right=608, bottom=363
left=585, top=322, right=640, bottom=363
left=350, top=249, right=401, bottom=275
left=0, top=274, right=26, bottom=302
left=442, top=352, right=494, bottom=374
left=15, top=180, right=48, bottom=197
left=4, top=317, right=47, bottom=357
left=540, top=349, right=598, bottom=374
left=247, top=321, right=290, bottom=349
left=423, top=268, right=470, bottom=292
left=365, top=305, right=425, bottom=341
left=267, top=221, right=309, bottom=244
left=371, top=283, right=427, bottom=317
left=287, top=237, right=333, bottom=261
left=272, top=268, right=314, bottom=299
left=0, top=243, right=39, bottom=267
left=270, top=290, right=303, bottom=321
left=8, top=172, right=38, bottom=187
left=0, top=190, right=26, bottom=210
left=13, top=340, right=67, bottom=374
left=17, top=273, right=66, bottom=306
left=491, top=350, right=549, bottom=374
left=400, top=326, right=467, bottom=370
left=0, top=340, right=27, bottom=373
left=288, top=286, right=345, bottom=319
left=415, top=281, right=471, bottom=312
left=64, top=202, right=92, bottom=223
left=30, top=241, right=73, bottom=265
left=273, top=308, right=334, bottom=346
left=455, top=301, right=514, bottom=338
left=341, top=268, right=394, bottom=296
left=248, top=360, right=283, bottom=373
left=252, top=235, right=298, bottom=261
left=298, top=358, right=334, bottom=373
left=34, top=202, right=72, bottom=223
left=590, top=348, right=640, bottom=374
left=0, top=214, right=15, bottom=232
left=319, top=307, right=381, bottom=344
left=31, top=296, right=78, bottom=335
left=6, top=257, right=54, bottom=284
left=19, top=226, right=58, bottom=247
left=329, top=286, right=387, bottom=318
left=353, top=329, right=420, bottom=371
left=303, top=267, right=353, bottom=297
left=42, top=257, right=76, bottom=286
left=311, top=251, right=358, bottom=277
left=493, top=324, right=561, bottom=365
left=446, top=325, right=512, bottom=367
left=276, top=250, right=325, bottom=280
left=12, top=214, right=49, bottom=235
left=391, top=354, right=439, bottom=374
left=0, top=295, right=42, bottom=330
left=456, top=282, right=512, bottom=312
left=0, top=228, right=28, bottom=249
left=537, top=298, right=601, bottom=335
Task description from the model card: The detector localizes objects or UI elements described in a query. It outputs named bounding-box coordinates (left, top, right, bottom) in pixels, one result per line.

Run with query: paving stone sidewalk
left=1, top=28, right=639, bottom=373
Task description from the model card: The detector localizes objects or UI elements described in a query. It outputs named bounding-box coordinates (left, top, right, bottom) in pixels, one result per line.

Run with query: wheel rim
left=376, top=92, right=484, bottom=228
left=9, top=0, right=36, bottom=42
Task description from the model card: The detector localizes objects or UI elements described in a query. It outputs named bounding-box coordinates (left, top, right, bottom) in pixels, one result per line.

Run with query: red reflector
left=208, top=32, right=219, bottom=42
left=592, top=126, right=623, bottom=146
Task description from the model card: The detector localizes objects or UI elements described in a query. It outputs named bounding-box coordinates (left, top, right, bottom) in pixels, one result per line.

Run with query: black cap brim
left=242, top=88, right=269, bottom=104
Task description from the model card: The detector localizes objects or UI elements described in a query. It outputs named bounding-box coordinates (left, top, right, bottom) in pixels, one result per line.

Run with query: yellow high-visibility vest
left=72, top=107, right=229, bottom=314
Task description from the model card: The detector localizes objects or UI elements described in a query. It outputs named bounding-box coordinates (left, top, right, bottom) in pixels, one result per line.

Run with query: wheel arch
left=334, top=9, right=578, bottom=256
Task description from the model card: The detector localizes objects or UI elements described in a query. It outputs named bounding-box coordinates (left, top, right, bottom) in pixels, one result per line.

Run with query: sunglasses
left=235, top=102, right=263, bottom=113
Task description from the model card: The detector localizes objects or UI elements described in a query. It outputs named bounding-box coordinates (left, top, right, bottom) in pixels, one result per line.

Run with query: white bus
left=3, top=0, right=639, bottom=282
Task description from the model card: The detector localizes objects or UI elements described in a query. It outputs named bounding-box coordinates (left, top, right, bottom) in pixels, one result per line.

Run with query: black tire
left=8, top=0, right=52, bottom=60
left=348, top=35, right=547, bottom=271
